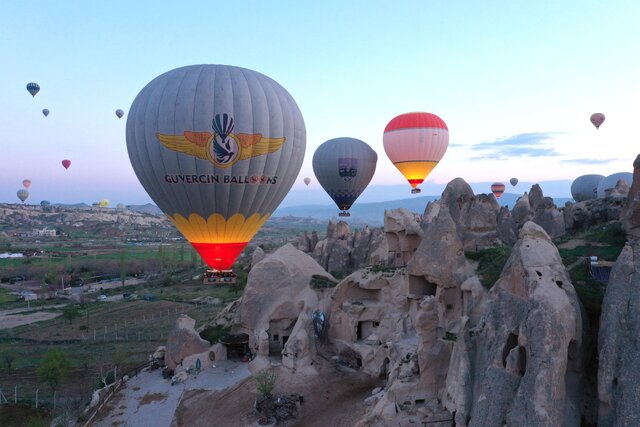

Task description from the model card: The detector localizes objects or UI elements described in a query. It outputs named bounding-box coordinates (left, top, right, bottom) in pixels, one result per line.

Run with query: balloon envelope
left=312, top=137, right=377, bottom=213
left=116, top=109, right=124, bottom=119
left=62, top=159, right=71, bottom=169
left=491, top=182, right=505, bottom=198
left=126, top=64, right=306, bottom=270
left=590, top=113, right=605, bottom=129
left=597, top=172, right=632, bottom=198
left=303, top=177, right=311, bottom=186
left=42, top=109, right=49, bottom=117
left=510, top=177, right=518, bottom=187
left=17, top=189, right=29, bottom=203
left=383, top=112, right=448, bottom=192
left=22, top=179, right=31, bottom=189
left=571, top=174, right=604, bottom=202
left=26, top=82, right=40, bottom=97
left=98, top=199, right=109, bottom=208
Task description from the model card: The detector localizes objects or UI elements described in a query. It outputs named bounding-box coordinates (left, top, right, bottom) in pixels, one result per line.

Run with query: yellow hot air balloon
left=98, top=199, right=109, bottom=208
left=126, top=65, right=306, bottom=270
left=383, top=112, right=449, bottom=194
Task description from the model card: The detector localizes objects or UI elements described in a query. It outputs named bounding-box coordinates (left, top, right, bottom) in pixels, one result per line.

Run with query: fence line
left=0, top=385, right=52, bottom=409
left=0, top=302, right=213, bottom=345
left=81, top=361, right=150, bottom=427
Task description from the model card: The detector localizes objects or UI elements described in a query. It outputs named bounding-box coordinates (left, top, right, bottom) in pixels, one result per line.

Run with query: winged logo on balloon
left=156, top=113, right=286, bottom=168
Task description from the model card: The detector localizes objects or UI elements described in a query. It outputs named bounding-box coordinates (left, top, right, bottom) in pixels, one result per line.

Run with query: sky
left=1, top=1, right=639, bottom=206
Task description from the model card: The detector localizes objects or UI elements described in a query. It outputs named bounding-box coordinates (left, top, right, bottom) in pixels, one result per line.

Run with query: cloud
left=470, top=132, right=561, bottom=160
left=560, top=158, right=618, bottom=165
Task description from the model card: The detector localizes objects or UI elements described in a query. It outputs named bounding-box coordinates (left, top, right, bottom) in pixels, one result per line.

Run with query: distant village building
left=31, top=228, right=57, bottom=237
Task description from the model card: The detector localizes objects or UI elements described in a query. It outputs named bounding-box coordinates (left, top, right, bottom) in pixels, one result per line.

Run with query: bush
left=465, top=246, right=512, bottom=289
left=199, top=325, right=231, bottom=344
left=254, top=369, right=277, bottom=397
left=330, top=270, right=347, bottom=280
left=94, top=371, right=116, bottom=390
left=310, top=274, right=338, bottom=289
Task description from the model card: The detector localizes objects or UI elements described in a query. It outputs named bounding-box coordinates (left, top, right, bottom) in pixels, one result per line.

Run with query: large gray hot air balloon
left=312, top=137, right=377, bottom=217
left=597, top=172, right=633, bottom=198
left=571, top=174, right=605, bottom=202
left=17, top=189, right=29, bottom=203
left=126, top=64, right=305, bottom=270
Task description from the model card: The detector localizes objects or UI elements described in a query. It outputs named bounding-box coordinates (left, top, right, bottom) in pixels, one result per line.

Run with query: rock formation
left=234, top=243, right=336, bottom=373
left=621, top=154, right=640, bottom=237
left=299, top=220, right=388, bottom=275
left=165, top=315, right=213, bottom=371
left=598, top=243, right=640, bottom=426
left=384, top=208, right=423, bottom=266
left=598, top=155, right=640, bottom=426
left=464, top=222, right=585, bottom=427
left=425, top=178, right=502, bottom=251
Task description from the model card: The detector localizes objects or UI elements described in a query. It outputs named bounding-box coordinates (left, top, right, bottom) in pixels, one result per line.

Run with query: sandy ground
left=95, top=360, right=250, bottom=427
left=172, top=359, right=382, bottom=427
left=557, top=238, right=608, bottom=250
left=0, top=305, right=64, bottom=329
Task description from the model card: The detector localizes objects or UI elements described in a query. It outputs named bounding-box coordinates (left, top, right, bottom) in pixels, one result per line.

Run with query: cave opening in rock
left=517, top=345, right=527, bottom=375
left=408, top=274, right=437, bottom=297
left=502, top=333, right=519, bottom=368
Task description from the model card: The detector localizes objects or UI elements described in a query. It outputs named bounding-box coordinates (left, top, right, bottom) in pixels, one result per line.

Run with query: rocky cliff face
left=426, top=178, right=502, bottom=251
left=464, top=222, right=585, bottom=427
left=0, top=203, right=171, bottom=229
left=597, top=155, right=640, bottom=426
left=234, top=244, right=336, bottom=373
left=298, top=220, right=388, bottom=275
left=218, top=168, right=640, bottom=426
left=597, top=243, right=640, bottom=426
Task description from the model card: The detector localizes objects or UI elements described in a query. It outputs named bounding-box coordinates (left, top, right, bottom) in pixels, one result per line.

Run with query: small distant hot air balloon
left=22, top=179, right=31, bottom=189
left=40, top=200, right=51, bottom=206
left=42, top=109, right=50, bottom=117
left=26, top=82, right=40, bottom=97
left=590, top=113, right=605, bottom=129
left=17, top=189, right=29, bottom=203
left=491, top=182, right=505, bottom=198
left=98, top=199, right=109, bottom=208
left=115, top=109, right=124, bottom=119
left=383, top=112, right=449, bottom=194
left=510, top=177, right=518, bottom=187
left=62, top=159, right=71, bottom=169
left=303, top=177, right=311, bottom=186
left=126, top=64, right=306, bottom=271
left=313, top=137, right=377, bottom=217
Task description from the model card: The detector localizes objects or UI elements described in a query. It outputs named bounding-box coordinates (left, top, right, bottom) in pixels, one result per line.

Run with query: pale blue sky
left=1, top=1, right=639, bottom=205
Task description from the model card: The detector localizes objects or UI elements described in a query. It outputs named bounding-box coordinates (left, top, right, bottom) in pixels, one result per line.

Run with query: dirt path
left=0, top=304, right=66, bottom=329
left=172, top=360, right=381, bottom=427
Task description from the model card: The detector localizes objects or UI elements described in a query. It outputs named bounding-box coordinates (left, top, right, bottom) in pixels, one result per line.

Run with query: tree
left=2, top=349, right=18, bottom=371
left=62, top=305, right=81, bottom=324
left=37, top=349, right=71, bottom=394
left=119, top=249, right=127, bottom=287
left=254, top=369, right=277, bottom=397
